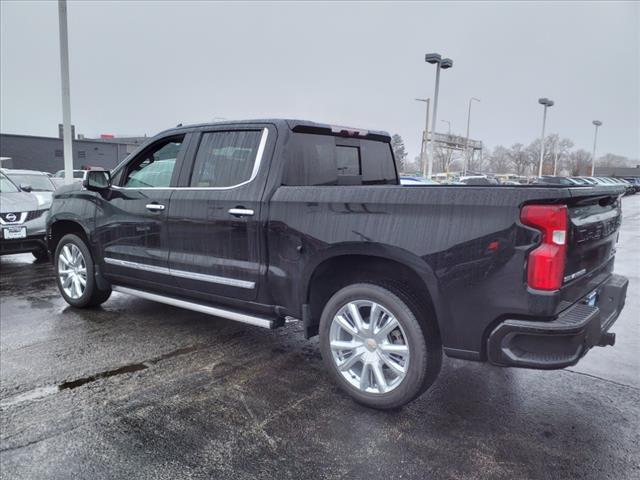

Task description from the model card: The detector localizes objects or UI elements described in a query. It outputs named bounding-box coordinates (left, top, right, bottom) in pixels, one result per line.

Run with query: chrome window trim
left=112, top=127, right=269, bottom=191
left=113, top=286, right=272, bottom=329
left=104, top=257, right=255, bottom=289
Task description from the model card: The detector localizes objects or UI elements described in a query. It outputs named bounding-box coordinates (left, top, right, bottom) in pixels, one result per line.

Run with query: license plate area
left=2, top=226, right=27, bottom=240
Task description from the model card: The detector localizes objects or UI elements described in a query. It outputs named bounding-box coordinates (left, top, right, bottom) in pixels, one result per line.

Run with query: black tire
left=32, top=248, right=49, bottom=262
left=54, top=233, right=111, bottom=308
left=319, top=283, right=442, bottom=410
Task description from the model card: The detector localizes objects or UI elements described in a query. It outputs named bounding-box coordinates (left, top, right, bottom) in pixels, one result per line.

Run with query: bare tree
left=466, top=148, right=485, bottom=173
left=485, top=145, right=511, bottom=173
left=597, top=153, right=634, bottom=168
left=402, top=156, right=422, bottom=175
left=562, top=149, right=591, bottom=176
left=521, top=134, right=573, bottom=175
left=433, top=144, right=458, bottom=173
left=507, top=143, right=530, bottom=175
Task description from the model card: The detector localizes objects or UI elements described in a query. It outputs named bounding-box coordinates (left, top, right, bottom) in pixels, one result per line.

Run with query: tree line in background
left=391, top=133, right=637, bottom=177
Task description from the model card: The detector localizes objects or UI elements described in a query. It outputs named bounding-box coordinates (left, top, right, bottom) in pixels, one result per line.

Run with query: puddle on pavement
left=58, top=363, right=149, bottom=390
left=0, top=344, right=203, bottom=408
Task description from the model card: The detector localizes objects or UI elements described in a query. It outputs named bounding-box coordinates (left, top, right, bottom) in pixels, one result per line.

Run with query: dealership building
left=0, top=129, right=147, bottom=173
left=594, top=166, right=640, bottom=179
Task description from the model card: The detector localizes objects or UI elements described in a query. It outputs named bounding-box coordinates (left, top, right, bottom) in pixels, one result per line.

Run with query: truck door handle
left=146, top=203, right=165, bottom=211
left=228, top=208, right=254, bottom=217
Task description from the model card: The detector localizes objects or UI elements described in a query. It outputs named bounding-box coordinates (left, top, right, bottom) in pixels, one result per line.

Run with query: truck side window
left=190, top=130, right=262, bottom=188
left=122, top=136, right=184, bottom=188
left=283, top=133, right=397, bottom=186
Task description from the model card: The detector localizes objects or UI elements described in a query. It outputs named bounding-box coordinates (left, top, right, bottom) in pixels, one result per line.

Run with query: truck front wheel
left=54, top=233, right=111, bottom=308
left=319, top=283, right=442, bottom=409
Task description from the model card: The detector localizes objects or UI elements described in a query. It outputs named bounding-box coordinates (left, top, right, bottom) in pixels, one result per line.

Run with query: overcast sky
left=1, top=1, right=638, bottom=160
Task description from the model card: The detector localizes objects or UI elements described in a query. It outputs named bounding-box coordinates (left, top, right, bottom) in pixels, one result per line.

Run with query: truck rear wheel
left=55, top=233, right=111, bottom=308
left=319, top=283, right=441, bottom=409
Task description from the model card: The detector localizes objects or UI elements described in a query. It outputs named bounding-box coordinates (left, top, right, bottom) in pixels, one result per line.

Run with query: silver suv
left=0, top=172, right=49, bottom=260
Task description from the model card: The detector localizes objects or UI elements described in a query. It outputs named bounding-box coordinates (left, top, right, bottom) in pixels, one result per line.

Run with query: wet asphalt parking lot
left=1, top=197, right=639, bottom=480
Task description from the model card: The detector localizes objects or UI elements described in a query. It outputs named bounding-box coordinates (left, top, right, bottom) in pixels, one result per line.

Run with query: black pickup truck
left=46, top=119, right=628, bottom=409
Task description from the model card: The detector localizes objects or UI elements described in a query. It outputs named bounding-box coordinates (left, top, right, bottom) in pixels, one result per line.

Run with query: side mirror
left=83, top=170, right=111, bottom=191
left=20, top=184, right=33, bottom=192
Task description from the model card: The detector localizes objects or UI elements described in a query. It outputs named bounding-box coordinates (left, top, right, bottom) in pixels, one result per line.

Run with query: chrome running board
left=112, top=286, right=274, bottom=329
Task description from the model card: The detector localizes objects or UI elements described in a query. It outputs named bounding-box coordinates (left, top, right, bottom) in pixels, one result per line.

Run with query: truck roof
left=159, top=119, right=391, bottom=142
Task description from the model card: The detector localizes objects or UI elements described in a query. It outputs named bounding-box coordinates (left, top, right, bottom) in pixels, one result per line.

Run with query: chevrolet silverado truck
left=46, top=119, right=628, bottom=409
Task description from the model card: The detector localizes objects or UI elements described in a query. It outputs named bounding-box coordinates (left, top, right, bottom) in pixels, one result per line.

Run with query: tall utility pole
left=591, top=120, right=602, bottom=176
left=537, top=97, right=554, bottom=177
left=553, top=138, right=559, bottom=176
left=415, top=98, right=430, bottom=177
left=463, top=97, right=480, bottom=176
left=425, top=53, right=453, bottom=179
left=58, top=0, right=73, bottom=184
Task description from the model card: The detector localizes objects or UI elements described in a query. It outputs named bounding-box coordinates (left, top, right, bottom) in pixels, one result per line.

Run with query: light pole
left=553, top=137, right=559, bottom=176
left=591, top=120, right=602, bottom=176
left=440, top=120, right=452, bottom=174
left=425, top=53, right=453, bottom=179
left=58, top=0, right=74, bottom=185
left=415, top=98, right=430, bottom=177
left=463, top=97, right=480, bottom=176
left=537, top=97, right=554, bottom=177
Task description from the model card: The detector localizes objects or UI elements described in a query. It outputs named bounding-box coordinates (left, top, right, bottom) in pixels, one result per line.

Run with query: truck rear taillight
left=520, top=204, right=568, bottom=291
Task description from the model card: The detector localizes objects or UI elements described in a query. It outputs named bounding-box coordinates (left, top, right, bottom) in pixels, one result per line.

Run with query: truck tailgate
left=562, top=186, right=624, bottom=300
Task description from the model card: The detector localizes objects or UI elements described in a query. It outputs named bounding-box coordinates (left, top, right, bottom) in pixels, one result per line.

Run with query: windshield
left=0, top=174, right=20, bottom=193
left=8, top=173, right=55, bottom=191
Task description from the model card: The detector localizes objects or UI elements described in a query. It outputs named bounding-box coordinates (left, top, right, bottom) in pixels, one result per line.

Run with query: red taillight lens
left=520, top=204, right=568, bottom=291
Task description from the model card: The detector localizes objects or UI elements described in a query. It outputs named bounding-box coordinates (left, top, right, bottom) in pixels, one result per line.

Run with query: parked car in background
left=623, top=178, right=640, bottom=193
left=53, top=169, right=87, bottom=181
left=584, top=177, right=633, bottom=195
left=46, top=119, right=628, bottom=409
left=0, top=172, right=49, bottom=260
left=577, top=177, right=599, bottom=185
left=568, top=177, right=591, bottom=185
left=50, top=177, right=66, bottom=189
left=457, top=175, right=499, bottom=185
left=611, top=178, right=635, bottom=195
left=2, top=169, right=58, bottom=205
left=532, top=176, right=582, bottom=186
left=400, top=176, right=439, bottom=186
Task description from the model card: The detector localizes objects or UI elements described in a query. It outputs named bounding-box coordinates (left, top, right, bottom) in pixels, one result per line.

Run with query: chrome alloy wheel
left=329, top=300, right=410, bottom=394
left=58, top=243, right=87, bottom=299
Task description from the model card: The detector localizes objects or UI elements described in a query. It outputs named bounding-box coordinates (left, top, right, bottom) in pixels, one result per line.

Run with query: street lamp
left=537, top=97, right=554, bottom=177
left=463, top=97, right=480, bottom=176
left=58, top=0, right=74, bottom=185
left=591, top=120, right=602, bottom=176
left=415, top=98, right=431, bottom=178
left=425, top=53, right=453, bottom=178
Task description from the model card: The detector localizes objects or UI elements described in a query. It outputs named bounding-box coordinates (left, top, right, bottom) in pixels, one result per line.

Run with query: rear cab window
left=283, top=133, right=397, bottom=186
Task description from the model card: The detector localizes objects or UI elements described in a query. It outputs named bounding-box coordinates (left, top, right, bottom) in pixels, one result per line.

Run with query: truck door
left=96, top=134, right=191, bottom=289
left=167, top=126, right=272, bottom=302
